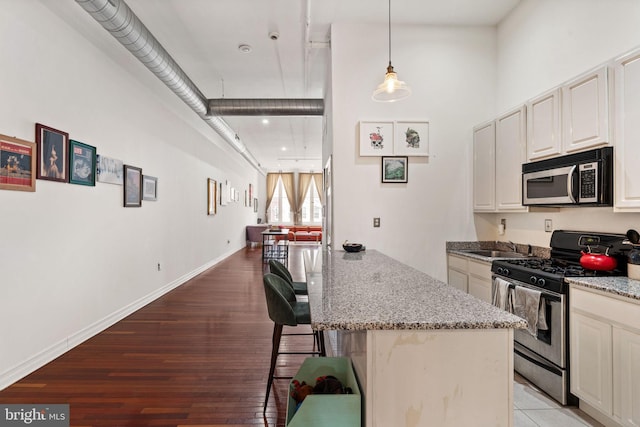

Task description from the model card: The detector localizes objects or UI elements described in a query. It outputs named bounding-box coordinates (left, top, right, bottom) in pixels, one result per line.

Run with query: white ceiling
left=58, top=0, right=522, bottom=173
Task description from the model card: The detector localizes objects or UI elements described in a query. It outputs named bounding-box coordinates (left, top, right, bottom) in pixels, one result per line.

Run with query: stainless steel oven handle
left=492, top=275, right=563, bottom=302
left=567, top=164, right=577, bottom=203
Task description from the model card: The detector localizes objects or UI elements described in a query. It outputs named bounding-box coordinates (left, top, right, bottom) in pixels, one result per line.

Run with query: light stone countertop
left=566, top=276, right=640, bottom=301
left=446, top=240, right=550, bottom=261
left=303, top=248, right=527, bottom=331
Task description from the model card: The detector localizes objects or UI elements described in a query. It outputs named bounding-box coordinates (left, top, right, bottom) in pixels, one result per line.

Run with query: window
left=301, top=179, right=322, bottom=224
left=267, top=177, right=292, bottom=224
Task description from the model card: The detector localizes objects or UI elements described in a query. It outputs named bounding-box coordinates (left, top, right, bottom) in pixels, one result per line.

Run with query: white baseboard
left=0, top=251, right=232, bottom=391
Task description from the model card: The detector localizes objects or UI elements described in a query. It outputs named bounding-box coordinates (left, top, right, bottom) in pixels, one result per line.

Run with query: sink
left=461, top=249, right=528, bottom=258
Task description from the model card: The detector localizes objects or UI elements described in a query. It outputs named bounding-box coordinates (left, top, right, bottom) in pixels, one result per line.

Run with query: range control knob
left=537, top=278, right=546, bottom=287
left=497, top=267, right=510, bottom=276
left=530, top=276, right=537, bottom=284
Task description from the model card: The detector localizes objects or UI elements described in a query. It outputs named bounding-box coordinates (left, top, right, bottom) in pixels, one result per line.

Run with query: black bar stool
left=268, top=259, right=308, bottom=295
left=262, top=273, right=325, bottom=412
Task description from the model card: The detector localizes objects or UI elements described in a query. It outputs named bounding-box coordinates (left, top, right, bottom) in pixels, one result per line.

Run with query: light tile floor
left=514, top=373, right=604, bottom=427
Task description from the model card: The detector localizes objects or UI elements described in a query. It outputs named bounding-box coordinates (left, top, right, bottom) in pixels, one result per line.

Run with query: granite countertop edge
left=311, top=319, right=528, bottom=331
left=566, top=276, right=640, bottom=301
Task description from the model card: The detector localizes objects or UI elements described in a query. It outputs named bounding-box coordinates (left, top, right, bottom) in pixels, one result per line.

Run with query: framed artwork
left=381, top=156, right=408, bottom=183
left=253, top=198, right=258, bottom=213
left=359, top=121, right=393, bottom=156
left=69, top=140, right=96, bottom=186
left=123, top=164, right=142, bottom=207
left=97, top=154, right=123, bottom=185
left=35, top=123, right=69, bottom=182
left=244, top=190, right=248, bottom=207
left=220, top=180, right=229, bottom=206
left=0, top=133, right=36, bottom=192
left=249, top=183, right=253, bottom=206
left=142, top=175, right=158, bottom=201
left=394, top=121, right=429, bottom=156
left=207, top=178, right=217, bottom=215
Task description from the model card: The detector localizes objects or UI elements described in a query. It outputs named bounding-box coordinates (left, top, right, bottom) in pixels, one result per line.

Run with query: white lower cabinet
left=447, top=254, right=469, bottom=292
left=467, top=260, right=492, bottom=303
left=614, top=328, right=640, bottom=427
left=448, top=268, right=468, bottom=293
left=571, top=311, right=613, bottom=415
left=570, top=286, right=640, bottom=427
left=447, top=254, right=492, bottom=303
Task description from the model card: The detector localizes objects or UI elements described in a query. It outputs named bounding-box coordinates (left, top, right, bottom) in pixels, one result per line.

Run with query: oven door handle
left=492, top=276, right=562, bottom=302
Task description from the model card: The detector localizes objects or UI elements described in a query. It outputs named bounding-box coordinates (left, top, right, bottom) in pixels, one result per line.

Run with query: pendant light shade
left=372, top=0, right=411, bottom=102
left=372, top=63, right=411, bottom=102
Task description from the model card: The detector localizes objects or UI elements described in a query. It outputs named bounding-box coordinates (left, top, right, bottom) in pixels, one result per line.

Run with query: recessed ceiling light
left=281, top=147, right=287, bottom=151
left=262, top=118, right=269, bottom=125
left=238, top=44, right=252, bottom=53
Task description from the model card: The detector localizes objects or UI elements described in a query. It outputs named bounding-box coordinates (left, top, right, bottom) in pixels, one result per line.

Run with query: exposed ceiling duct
left=75, top=0, right=265, bottom=173
left=208, top=98, right=324, bottom=117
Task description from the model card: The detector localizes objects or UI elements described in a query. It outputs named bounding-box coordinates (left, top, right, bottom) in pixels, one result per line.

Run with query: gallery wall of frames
left=1, top=123, right=256, bottom=214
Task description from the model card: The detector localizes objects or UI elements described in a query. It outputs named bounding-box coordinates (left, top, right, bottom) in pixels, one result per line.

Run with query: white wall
left=497, top=0, right=640, bottom=110
left=0, top=1, right=260, bottom=389
left=485, top=0, right=640, bottom=247
left=330, top=23, right=497, bottom=281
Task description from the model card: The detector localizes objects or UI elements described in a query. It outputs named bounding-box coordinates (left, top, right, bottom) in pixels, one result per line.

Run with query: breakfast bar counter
left=303, top=248, right=526, bottom=427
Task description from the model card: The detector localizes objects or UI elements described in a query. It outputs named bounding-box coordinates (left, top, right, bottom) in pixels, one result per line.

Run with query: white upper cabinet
left=562, top=66, right=611, bottom=153
left=525, top=66, right=611, bottom=162
left=527, top=89, right=562, bottom=161
left=473, top=121, right=496, bottom=212
left=614, top=48, right=640, bottom=212
left=495, top=106, right=527, bottom=211
left=473, top=107, right=527, bottom=213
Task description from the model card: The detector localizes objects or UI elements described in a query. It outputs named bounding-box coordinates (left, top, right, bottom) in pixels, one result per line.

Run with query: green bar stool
left=262, top=273, right=325, bottom=412
left=269, top=259, right=308, bottom=295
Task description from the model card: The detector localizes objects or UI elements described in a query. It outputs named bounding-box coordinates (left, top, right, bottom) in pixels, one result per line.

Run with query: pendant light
left=372, top=0, right=411, bottom=102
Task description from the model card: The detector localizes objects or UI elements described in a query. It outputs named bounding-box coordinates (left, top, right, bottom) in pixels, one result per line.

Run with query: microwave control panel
left=579, top=162, right=598, bottom=202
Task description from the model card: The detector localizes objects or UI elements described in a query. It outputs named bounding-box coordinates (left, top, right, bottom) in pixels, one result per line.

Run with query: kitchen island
left=303, top=248, right=527, bottom=427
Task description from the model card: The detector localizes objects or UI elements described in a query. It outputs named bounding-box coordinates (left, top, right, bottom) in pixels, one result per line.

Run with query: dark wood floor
left=0, top=245, right=318, bottom=426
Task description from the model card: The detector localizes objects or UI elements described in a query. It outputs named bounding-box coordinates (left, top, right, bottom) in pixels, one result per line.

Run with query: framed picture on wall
left=253, top=198, right=258, bottom=213
left=123, top=164, right=142, bottom=207
left=0, top=133, right=36, bottom=192
left=359, top=121, right=394, bottom=156
left=69, top=139, right=96, bottom=186
left=220, top=180, right=229, bottom=206
left=97, top=154, right=123, bottom=185
left=142, top=175, right=158, bottom=201
left=207, top=178, right=217, bottom=215
left=394, top=121, right=429, bottom=156
left=381, top=156, right=408, bottom=183
left=35, top=123, right=69, bottom=182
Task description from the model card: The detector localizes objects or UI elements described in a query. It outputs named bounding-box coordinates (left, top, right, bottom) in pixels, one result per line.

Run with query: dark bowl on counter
left=343, top=243, right=364, bottom=253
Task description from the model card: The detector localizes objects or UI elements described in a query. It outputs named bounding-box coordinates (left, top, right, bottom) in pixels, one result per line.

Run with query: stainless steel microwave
left=522, top=147, right=613, bottom=206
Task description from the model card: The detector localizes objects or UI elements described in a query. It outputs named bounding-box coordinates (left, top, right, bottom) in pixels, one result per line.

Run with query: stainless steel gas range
left=491, top=230, right=629, bottom=405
